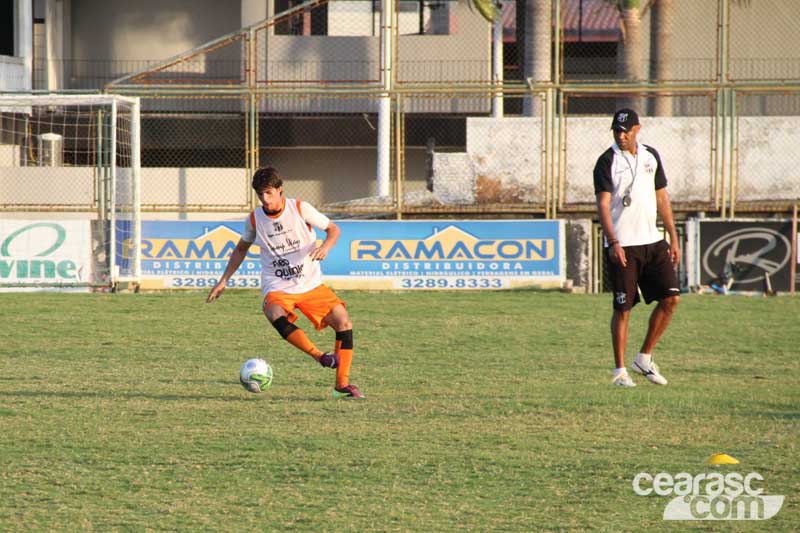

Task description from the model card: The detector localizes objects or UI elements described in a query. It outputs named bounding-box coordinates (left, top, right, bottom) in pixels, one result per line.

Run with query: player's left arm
left=310, top=221, right=340, bottom=261
left=300, top=201, right=339, bottom=261
left=655, top=188, right=680, bottom=266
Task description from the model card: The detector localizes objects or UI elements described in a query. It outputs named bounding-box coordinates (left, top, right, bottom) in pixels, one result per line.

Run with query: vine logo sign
left=0, top=221, right=91, bottom=285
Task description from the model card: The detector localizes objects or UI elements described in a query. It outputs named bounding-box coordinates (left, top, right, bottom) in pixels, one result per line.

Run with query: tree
left=471, top=0, right=552, bottom=117
left=470, top=0, right=501, bottom=21
left=650, top=0, right=675, bottom=116
left=522, top=0, right=552, bottom=116
left=615, top=0, right=644, bottom=110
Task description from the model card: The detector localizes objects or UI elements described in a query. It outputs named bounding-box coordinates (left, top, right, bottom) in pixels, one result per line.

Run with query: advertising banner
left=139, top=221, right=259, bottom=290
left=698, top=219, right=797, bottom=292
left=0, top=220, right=92, bottom=287
left=327, top=220, right=564, bottom=290
left=138, top=219, right=564, bottom=290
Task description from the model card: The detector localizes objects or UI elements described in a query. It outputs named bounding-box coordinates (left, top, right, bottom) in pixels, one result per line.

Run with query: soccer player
left=207, top=167, right=363, bottom=399
left=593, top=108, right=680, bottom=387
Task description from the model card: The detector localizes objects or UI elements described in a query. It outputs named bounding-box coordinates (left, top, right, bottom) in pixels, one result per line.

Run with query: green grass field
left=0, top=290, right=798, bottom=531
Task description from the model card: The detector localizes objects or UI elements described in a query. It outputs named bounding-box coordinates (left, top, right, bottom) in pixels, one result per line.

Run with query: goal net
left=0, top=94, right=141, bottom=289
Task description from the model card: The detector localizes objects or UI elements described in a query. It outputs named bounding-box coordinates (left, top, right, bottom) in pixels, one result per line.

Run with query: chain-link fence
left=136, top=96, right=249, bottom=212
left=561, top=92, right=718, bottom=212
left=734, top=90, right=800, bottom=213
left=257, top=93, right=385, bottom=208
left=6, top=0, right=799, bottom=218
left=397, top=92, right=549, bottom=214
left=729, top=0, right=800, bottom=82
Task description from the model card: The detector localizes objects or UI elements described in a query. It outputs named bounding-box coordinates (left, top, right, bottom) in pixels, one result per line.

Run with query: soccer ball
left=239, top=358, right=273, bottom=393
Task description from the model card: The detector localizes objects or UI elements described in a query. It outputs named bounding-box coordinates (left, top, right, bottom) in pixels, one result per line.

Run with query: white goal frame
left=0, top=94, right=141, bottom=288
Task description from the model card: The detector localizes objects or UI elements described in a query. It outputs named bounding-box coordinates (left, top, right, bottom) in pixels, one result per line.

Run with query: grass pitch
left=0, top=290, right=798, bottom=531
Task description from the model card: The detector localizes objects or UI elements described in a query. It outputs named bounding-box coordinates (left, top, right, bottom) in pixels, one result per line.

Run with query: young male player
left=207, top=167, right=363, bottom=399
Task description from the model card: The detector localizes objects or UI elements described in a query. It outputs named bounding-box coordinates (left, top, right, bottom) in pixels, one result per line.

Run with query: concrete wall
left=431, top=115, right=714, bottom=207
left=737, top=116, right=800, bottom=200
left=69, top=0, right=241, bottom=84
left=0, top=167, right=95, bottom=207
left=0, top=141, right=433, bottom=215
left=395, top=3, right=490, bottom=84
left=564, top=116, right=715, bottom=205
left=257, top=1, right=491, bottom=96
left=71, top=0, right=240, bottom=62
left=6, top=116, right=800, bottom=212
left=25, top=0, right=800, bottom=91
left=431, top=114, right=800, bottom=208
left=430, top=117, right=544, bottom=204
left=0, top=57, right=28, bottom=91
left=62, top=0, right=490, bottom=111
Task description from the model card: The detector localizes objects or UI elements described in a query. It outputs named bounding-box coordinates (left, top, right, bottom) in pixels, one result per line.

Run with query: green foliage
left=470, top=0, right=500, bottom=23
left=0, top=291, right=798, bottom=530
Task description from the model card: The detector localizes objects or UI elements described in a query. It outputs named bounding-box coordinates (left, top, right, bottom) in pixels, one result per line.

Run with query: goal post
left=0, top=94, right=141, bottom=290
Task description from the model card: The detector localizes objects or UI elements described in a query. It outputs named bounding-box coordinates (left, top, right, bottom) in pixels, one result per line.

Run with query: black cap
left=611, top=108, right=640, bottom=132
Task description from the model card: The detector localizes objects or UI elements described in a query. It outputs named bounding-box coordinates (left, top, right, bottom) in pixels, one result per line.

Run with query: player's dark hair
left=252, top=167, right=283, bottom=191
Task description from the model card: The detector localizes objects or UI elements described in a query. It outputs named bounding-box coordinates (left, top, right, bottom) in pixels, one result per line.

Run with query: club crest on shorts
left=615, top=292, right=627, bottom=305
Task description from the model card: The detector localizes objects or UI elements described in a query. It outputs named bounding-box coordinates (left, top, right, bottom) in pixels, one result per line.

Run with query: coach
left=593, top=108, right=681, bottom=388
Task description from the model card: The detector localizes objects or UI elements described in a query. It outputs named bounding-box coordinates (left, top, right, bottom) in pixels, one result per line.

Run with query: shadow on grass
left=0, top=389, right=327, bottom=403
left=757, top=411, right=800, bottom=419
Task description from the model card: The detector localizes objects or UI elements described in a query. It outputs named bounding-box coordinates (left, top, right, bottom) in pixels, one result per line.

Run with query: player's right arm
left=206, top=238, right=252, bottom=303
left=595, top=191, right=626, bottom=267
left=594, top=151, right=627, bottom=268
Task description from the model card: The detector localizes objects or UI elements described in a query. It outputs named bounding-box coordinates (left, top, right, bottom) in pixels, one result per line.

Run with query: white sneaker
left=632, top=357, right=668, bottom=385
left=612, top=371, right=636, bottom=387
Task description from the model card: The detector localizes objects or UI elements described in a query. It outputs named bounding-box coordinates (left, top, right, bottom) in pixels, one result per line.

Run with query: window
left=397, top=1, right=452, bottom=36
left=0, top=0, right=15, bottom=56
left=274, top=0, right=328, bottom=35
left=279, top=0, right=454, bottom=37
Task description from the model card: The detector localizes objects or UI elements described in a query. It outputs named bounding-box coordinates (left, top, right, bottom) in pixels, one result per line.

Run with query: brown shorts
left=606, top=240, right=679, bottom=311
left=263, top=284, right=345, bottom=330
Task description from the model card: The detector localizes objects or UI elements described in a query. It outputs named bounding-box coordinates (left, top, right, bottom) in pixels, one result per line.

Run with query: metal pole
left=376, top=0, right=394, bottom=198
left=109, top=99, right=118, bottom=287
left=550, top=0, right=562, bottom=218
left=718, top=0, right=730, bottom=217
left=544, top=90, right=552, bottom=218
left=554, top=0, right=561, bottom=86
left=250, top=93, right=258, bottom=169
left=97, top=110, right=105, bottom=220
left=492, top=8, right=503, bottom=118
left=719, top=88, right=727, bottom=218
left=131, top=98, right=142, bottom=284
left=249, top=26, right=258, bottom=171
left=791, top=203, right=797, bottom=295
left=244, top=96, right=252, bottom=210
left=728, top=88, right=737, bottom=218
left=556, top=89, right=566, bottom=217
left=395, top=94, right=403, bottom=220
left=249, top=94, right=258, bottom=211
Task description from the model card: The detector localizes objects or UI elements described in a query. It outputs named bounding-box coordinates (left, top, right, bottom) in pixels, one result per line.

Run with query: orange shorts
left=262, top=284, right=344, bottom=331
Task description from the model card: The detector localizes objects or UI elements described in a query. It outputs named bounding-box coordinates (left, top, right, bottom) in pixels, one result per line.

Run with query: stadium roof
left=502, top=0, right=621, bottom=43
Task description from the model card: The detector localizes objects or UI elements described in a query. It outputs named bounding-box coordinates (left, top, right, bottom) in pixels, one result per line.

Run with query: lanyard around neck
left=621, top=149, right=638, bottom=194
